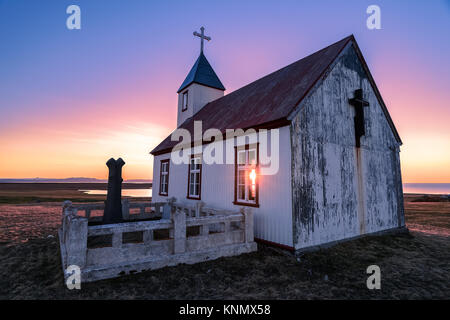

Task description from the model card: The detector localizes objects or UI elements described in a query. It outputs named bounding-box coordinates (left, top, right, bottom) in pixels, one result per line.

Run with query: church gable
left=348, top=40, right=402, bottom=146
left=289, top=42, right=401, bottom=150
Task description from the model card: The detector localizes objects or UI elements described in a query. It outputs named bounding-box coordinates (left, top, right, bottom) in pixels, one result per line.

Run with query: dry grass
left=0, top=183, right=151, bottom=204
left=404, top=194, right=450, bottom=236
left=0, top=193, right=448, bottom=299
left=1, top=231, right=448, bottom=300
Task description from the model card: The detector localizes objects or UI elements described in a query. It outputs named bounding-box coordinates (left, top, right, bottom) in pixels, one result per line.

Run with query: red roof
left=151, top=35, right=400, bottom=155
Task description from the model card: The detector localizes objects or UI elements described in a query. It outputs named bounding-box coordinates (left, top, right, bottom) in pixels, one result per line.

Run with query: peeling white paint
left=290, top=44, right=404, bottom=250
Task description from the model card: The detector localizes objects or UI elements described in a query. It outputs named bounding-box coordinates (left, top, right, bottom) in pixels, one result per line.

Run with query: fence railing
left=66, top=199, right=169, bottom=222
left=59, top=198, right=256, bottom=282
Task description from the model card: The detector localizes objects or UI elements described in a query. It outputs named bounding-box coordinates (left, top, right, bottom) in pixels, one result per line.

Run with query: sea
left=78, top=183, right=450, bottom=198
left=402, top=183, right=450, bottom=195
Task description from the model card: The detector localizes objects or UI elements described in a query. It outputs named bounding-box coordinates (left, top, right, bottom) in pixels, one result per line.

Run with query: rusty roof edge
left=149, top=118, right=291, bottom=156
left=150, top=34, right=403, bottom=156
left=177, top=36, right=356, bottom=132
left=286, top=35, right=354, bottom=121
left=151, top=36, right=355, bottom=156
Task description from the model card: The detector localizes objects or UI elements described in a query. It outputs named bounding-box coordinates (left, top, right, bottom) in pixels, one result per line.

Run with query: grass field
left=0, top=183, right=151, bottom=204
left=0, top=185, right=448, bottom=299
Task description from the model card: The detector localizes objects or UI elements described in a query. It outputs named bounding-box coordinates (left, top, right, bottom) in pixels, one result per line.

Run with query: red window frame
left=186, top=154, right=202, bottom=200
left=233, top=143, right=259, bottom=207
left=159, top=159, right=170, bottom=196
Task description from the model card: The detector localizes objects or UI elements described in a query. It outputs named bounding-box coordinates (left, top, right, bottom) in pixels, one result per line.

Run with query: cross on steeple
left=349, top=89, right=370, bottom=148
left=193, top=26, right=211, bottom=53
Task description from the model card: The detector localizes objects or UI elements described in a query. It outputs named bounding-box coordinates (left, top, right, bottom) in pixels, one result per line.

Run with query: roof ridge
left=286, top=35, right=354, bottom=117
left=151, top=35, right=361, bottom=155
left=180, top=35, right=354, bottom=126
left=228, top=35, right=353, bottom=95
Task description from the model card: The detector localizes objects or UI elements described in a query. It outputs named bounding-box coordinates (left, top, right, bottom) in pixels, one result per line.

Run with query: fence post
left=195, top=201, right=204, bottom=218
left=173, top=208, right=186, bottom=254
left=63, top=205, right=88, bottom=268
left=112, top=232, right=122, bottom=248
left=243, top=207, right=254, bottom=243
left=153, top=204, right=160, bottom=216
left=121, top=199, right=130, bottom=220
left=201, top=224, right=209, bottom=237
left=143, top=230, right=153, bottom=244
left=62, top=201, right=73, bottom=238
left=163, top=197, right=176, bottom=219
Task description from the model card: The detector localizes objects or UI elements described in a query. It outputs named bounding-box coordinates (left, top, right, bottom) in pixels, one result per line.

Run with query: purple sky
left=0, top=0, right=449, bottom=182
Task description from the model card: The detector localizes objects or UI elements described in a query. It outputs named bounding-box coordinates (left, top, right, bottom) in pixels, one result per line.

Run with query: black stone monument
left=103, top=157, right=125, bottom=224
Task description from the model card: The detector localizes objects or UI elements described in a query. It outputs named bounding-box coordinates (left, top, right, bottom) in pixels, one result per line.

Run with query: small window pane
left=183, top=91, right=188, bottom=110
left=238, top=170, right=245, bottom=184
left=238, top=186, right=245, bottom=200
left=238, top=151, right=246, bottom=165
left=195, top=172, right=200, bottom=184
left=249, top=149, right=256, bottom=165
left=248, top=184, right=256, bottom=201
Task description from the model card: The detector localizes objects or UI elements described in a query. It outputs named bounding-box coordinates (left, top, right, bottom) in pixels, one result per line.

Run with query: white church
left=150, top=30, right=405, bottom=252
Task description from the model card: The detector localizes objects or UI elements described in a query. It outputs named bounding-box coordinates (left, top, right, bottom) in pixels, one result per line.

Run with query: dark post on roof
left=349, top=89, right=370, bottom=148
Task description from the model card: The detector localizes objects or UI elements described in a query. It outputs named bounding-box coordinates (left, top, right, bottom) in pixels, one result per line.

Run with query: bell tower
left=177, top=27, right=225, bottom=127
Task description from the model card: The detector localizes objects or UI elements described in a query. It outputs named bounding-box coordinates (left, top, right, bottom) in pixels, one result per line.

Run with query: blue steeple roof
left=177, top=52, right=225, bottom=93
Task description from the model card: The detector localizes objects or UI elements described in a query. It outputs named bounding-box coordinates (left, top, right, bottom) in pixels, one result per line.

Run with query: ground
left=0, top=189, right=448, bottom=299
left=0, top=183, right=151, bottom=204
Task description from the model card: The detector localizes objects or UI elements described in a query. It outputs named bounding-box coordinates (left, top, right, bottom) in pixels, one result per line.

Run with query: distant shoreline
left=0, top=182, right=152, bottom=204
left=0, top=179, right=152, bottom=184
left=0, top=182, right=152, bottom=190
left=0, top=182, right=449, bottom=195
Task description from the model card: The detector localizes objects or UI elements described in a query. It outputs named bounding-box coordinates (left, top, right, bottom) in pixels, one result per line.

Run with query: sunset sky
left=0, top=0, right=449, bottom=182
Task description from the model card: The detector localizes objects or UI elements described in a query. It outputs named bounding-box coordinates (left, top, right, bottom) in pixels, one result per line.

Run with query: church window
left=187, top=155, right=202, bottom=199
left=234, top=144, right=259, bottom=207
left=159, top=159, right=170, bottom=196
left=182, top=91, right=189, bottom=111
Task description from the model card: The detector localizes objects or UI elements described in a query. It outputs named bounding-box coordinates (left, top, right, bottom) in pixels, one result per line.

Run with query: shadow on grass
left=1, top=231, right=449, bottom=299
